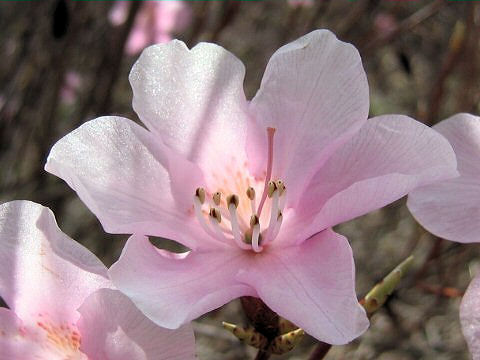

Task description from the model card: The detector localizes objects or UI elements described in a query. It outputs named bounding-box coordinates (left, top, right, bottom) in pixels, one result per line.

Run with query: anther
left=275, top=180, right=286, bottom=196
left=246, top=187, right=255, bottom=200
left=250, top=215, right=262, bottom=253
left=195, top=187, right=206, bottom=204
left=267, top=181, right=277, bottom=198
left=213, top=191, right=222, bottom=206
left=250, top=214, right=259, bottom=228
left=209, top=208, right=222, bottom=223
left=246, top=187, right=256, bottom=215
left=226, top=194, right=239, bottom=208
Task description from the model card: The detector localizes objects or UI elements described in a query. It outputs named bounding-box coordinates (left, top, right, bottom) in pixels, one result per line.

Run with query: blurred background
left=0, top=0, right=479, bottom=359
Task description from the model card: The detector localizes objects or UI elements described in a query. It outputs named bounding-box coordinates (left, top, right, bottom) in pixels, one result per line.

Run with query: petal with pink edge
left=248, top=29, right=369, bottom=203
left=130, top=40, right=251, bottom=182
left=407, top=113, right=480, bottom=243
left=0, top=201, right=110, bottom=326
left=77, top=289, right=196, bottom=360
left=281, top=115, right=457, bottom=246
left=460, top=273, right=480, bottom=360
left=236, top=229, right=368, bottom=345
left=109, top=235, right=256, bottom=329
left=45, top=116, right=205, bottom=250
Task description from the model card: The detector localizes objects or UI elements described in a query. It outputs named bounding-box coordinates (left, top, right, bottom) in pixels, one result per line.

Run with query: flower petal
left=0, top=308, right=51, bottom=359
left=77, top=289, right=196, bottom=360
left=236, top=229, right=368, bottom=345
left=407, top=113, right=480, bottom=243
left=0, top=201, right=110, bottom=325
left=45, top=116, right=205, bottom=250
left=109, top=235, right=256, bottom=329
left=282, top=115, right=457, bottom=246
left=130, top=40, right=251, bottom=179
left=460, top=273, right=480, bottom=360
left=248, top=30, right=369, bottom=203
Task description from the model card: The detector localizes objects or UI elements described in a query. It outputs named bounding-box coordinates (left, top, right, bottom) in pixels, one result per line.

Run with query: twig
left=308, top=342, right=332, bottom=360
left=363, top=0, right=445, bottom=55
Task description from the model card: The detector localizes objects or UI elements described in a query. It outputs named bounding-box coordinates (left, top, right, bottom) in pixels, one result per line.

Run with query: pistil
left=257, top=127, right=276, bottom=217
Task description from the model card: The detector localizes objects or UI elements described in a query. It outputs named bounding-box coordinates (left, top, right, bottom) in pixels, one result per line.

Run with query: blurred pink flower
left=461, top=273, right=480, bottom=360
left=287, top=0, right=314, bottom=8
left=60, top=71, right=82, bottom=105
left=0, top=200, right=195, bottom=360
left=109, top=1, right=191, bottom=55
left=408, top=113, right=480, bottom=243
left=45, top=30, right=457, bottom=344
left=373, top=13, right=398, bottom=37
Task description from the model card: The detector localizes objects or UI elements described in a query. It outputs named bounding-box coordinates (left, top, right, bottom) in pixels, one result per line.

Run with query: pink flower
left=60, top=71, right=83, bottom=105
left=109, top=1, right=192, bottom=56
left=0, top=201, right=195, bottom=359
left=45, top=30, right=457, bottom=344
left=287, top=0, right=314, bottom=8
left=407, top=113, right=480, bottom=243
left=461, top=273, right=480, bottom=360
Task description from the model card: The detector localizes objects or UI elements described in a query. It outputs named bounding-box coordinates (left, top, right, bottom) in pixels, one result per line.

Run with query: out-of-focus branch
left=362, top=0, right=445, bottom=55
left=424, top=16, right=470, bottom=125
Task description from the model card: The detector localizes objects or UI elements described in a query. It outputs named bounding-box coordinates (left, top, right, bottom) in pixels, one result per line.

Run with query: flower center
left=193, top=128, right=286, bottom=253
left=36, top=313, right=86, bottom=359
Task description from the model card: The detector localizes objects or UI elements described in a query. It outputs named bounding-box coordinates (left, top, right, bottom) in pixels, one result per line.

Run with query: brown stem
left=241, top=297, right=279, bottom=340
left=254, top=350, right=271, bottom=360
left=362, top=0, right=445, bottom=55
left=308, top=341, right=332, bottom=360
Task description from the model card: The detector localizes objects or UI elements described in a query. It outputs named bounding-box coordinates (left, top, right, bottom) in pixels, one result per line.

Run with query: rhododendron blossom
left=0, top=201, right=195, bottom=360
left=460, top=273, right=480, bottom=360
left=408, top=113, right=480, bottom=243
left=45, top=30, right=457, bottom=344
left=109, top=0, right=191, bottom=55
left=407, top=113, right=480, bottom=359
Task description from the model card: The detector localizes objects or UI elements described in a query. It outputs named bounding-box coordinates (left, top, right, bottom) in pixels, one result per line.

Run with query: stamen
left=195, top=187, right=206, bottom=204
left=193, top=196, right=220, bottom=241
left=267, top=181, right=277, bottom=198
left=213, top=192, right=222, bottom=206
left=275, top=180, right=286, bottom=196
left=263, top=210, right=283, bottom=246
left=279, top=188, right=287, bottom=211
left=265, top=188, right=280, bottom=240
left=226, top=194, right=239, bottom=208
left=228, top=199, right=251, bottom=250
left=257, top=127, right=276, bottom=217
left=209, top=207, right=228, bottom=240
left=209, top=207, right=222, bottom=223
left=246, top=187, right=256, bottom=215
left=270, top=210, right=283, bottom=241
left=250, top=215, right=262, bottom=253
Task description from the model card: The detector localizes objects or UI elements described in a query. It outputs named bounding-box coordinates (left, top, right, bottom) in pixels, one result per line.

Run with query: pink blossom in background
left=373, top=13, right=398, bottom=37
left=287, top=0, right=314, bottom=8
left=45, top=30, right=457, bottom=345
left=0, top=201, right=195, bottom=360
left=460, top=273, right=480, bottom=360
left=109, top=1, right=192, bottom=55
left=407, top=113, right=480, bottom=243
left=60, top=71, right=82, bottom=105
